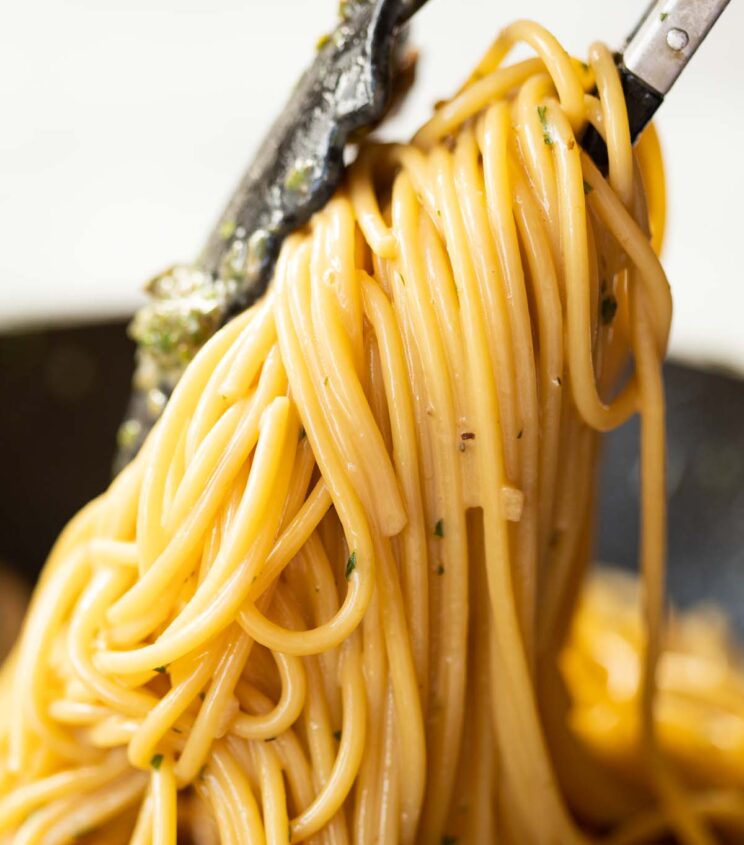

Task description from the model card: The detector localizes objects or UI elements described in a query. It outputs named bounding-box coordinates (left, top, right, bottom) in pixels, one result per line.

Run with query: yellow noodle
left=2, top=19, right=742, bottom=845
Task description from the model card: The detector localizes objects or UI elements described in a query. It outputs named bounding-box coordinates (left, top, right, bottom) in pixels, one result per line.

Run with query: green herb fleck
left=442, top=837, right=458, bottom=845
left=172, top=727, right=183, bottom=734
left=660, top=12, right=669, bottom=21
left=580, top=60, right=589, bottom=71
left=316, top=32, right=331, bottom=51
left=398, top=272, right=406, bottom=286
left=198, top=764, right=207, bottom=780
left=345, top=550, right=357, bottom=580
left=537, top=105, right=553, bottom=146
left=436, top=564, right=445, bottom=575
left=198, top=691, right=206, bottom=702
left=434, top=519, right=445, bottom=538
left=154, top=665, right=166, bottom=674
left=265, top=736, right=277, bottom=742
left=333, top=729, right=342, bottom=741
left=583, top=179, right=593, bottom=195
left=150, top=754, right=164, bottom=770
left=601, top=294, right=618, bottom=325
left=284, top=160, right=314, bottom=193
left=218, top=219, right=236, bottom=240
left=324, top=376, right=329, bottom=387
left=299, top=426, right=306, bottom=441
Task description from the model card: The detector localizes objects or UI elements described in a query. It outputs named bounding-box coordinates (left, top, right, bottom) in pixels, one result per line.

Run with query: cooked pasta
left=2, top=19, right=742, bottom=845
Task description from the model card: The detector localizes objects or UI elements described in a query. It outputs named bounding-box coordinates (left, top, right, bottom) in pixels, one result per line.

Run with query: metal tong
left=584, top=0, right=730, bottom=169
left=115, top=0, right=730, bottom=470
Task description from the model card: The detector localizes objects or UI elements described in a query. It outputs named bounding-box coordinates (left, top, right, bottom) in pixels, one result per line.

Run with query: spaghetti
left=1, top=19, right=742, bottom=845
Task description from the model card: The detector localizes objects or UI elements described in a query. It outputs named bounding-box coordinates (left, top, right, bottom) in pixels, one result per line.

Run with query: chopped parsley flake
left=434, top=519, right=445, bottom=538
left=537, top=105, right=553, bottom=146
left=333, top=729, right=342, bottom=741
left=583, top=179, right=593, bottom=195
left=150, top=754, right=164, bottom=771
left=218, top=219, right=236, bottom=240
left=442, top=837, right=459, bottom=845
left=284, top=160, right=314, bottom=193
left=660, top=12, right=669, bottom=21
left=154, top=665, right=166, bottom=674
left=436, top=564, right=445, bottom=575
left=345, top=550, right=357, bottom=580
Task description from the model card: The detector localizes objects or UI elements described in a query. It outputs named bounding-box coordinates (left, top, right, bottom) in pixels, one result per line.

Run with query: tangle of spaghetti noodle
left=2, top=20, right=744, bottom=845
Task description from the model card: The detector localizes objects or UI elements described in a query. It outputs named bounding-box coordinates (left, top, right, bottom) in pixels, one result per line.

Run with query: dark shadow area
left=598, top=363, right=744, bottom=634
left=0, top=321, right=133, bottom=579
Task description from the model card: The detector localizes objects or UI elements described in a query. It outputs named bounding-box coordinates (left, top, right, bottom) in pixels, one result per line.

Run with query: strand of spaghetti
left=68, top=567, right=159, bottom=716
left=414, top=59, right=544, bottom=148
left=127, top=640, right=224, bottom=770
left=166, top=397, right=295, bottom=631
left=509, top=154, right=564, bottom=573
left=346, top=146, right=398, bottom=259
left=478, top=106, right=541, bottom=659
left=319, top=197, right=365, bottom=375
left=581, top=153, right=671, bottom=349
left=289, top=642, right=366, bottom=842
left=547, top=99, right=638, bottom=432
left=231, top=651, right=306, bottom=741
left=310, top=229, right=406, bottom=536
left=151, top=755, right=177, bottom=845
left=392, top=169, right=470, bottom=842
left=108, top=350, right=287, bottom=630
left=252, top=741, right=291, bottom=845
left=210, top=742, right=267, bottom=844
left=0, top=752, right=129, bottom=832
left=174, top=627, right=251, bottom=784
left=93, top=399, right=297, bottom=675
left=359, top=275, right=430, bottom=694
left=500, top=20, right=586, bottom=131
left=9, top=542, right=93, bottom=771
left=589, top=42, right=633, bottom=208
left=135, top=309, right=253, bottom=569
left=251, top=480, right=333, bottom=597
left=164, top=398, right=250, bottom=534
left=196, top=774, right=238, bottom=845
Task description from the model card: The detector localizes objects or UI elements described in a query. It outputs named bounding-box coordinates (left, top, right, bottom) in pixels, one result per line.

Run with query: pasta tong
left=116, top=0, right=430, bottom=469
left=115, top=0, right=729, bottom=470
left=583, top=0, right=731, bottom=170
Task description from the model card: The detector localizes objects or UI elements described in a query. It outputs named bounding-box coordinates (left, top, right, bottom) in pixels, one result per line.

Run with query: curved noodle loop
left=2, top=20, right=741, bottom=845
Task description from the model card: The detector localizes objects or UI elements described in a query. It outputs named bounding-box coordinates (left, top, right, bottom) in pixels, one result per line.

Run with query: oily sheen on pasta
left=3, top=20, right=744, bottom=845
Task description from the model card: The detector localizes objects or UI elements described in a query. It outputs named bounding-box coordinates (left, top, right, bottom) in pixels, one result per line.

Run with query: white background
left=1, top=0, right=742, bottom=371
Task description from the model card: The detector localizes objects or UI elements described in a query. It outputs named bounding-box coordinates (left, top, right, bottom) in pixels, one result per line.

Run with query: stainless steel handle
left=623, top=0, right=731, bottom=96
